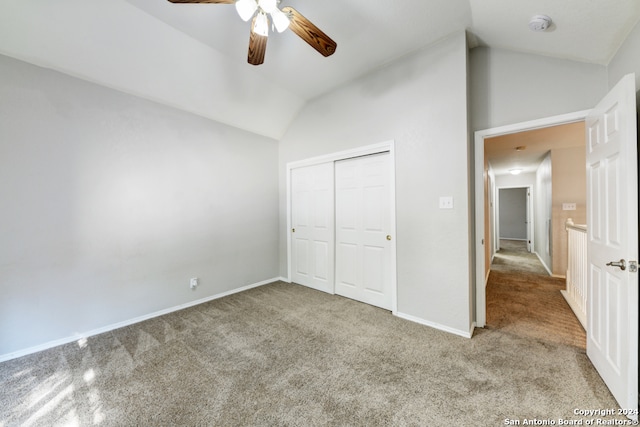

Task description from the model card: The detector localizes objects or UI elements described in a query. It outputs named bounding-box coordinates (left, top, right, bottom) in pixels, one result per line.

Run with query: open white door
left=586, top=73, right=638, bottom=417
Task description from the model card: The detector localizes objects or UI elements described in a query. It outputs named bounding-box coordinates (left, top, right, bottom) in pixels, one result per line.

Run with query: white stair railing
left=562, top=218, right=587, bottom=329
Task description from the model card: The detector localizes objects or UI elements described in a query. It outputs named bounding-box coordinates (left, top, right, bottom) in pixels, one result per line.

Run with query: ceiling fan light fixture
left=271, top=8, right=290, bottom=33
left=235, top=0, right=258, bottom=21
left=253, top=11, right=269, bottom=37
left=258, top=0, right=277, bottom=14
left=167, top=0, right=336, bottom=65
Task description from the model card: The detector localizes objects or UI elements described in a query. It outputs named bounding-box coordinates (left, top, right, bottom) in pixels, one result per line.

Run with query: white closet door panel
left=335, top=152, right=392, bottom=310
left=291, top=163, right=334, bottom=293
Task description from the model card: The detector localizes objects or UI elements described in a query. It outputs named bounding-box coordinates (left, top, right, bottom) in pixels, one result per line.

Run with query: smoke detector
left=529, top=15, right=552, bottom=32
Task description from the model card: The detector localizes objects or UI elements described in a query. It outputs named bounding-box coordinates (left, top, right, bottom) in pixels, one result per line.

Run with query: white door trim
left=474, top=111, right=589, bottom=327
left=286, top=140, right=398, bottom=314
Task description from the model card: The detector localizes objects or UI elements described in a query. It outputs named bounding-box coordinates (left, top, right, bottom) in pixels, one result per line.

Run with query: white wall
left=608, top=20, right=640, bottom=102
left=551, top=146, right=587, bottom=277
left=0, top=55, right=280, bottom=357
left=534, top=153, right=553, bottom=272
left=495, top=172, right=536, bottom=189
left=470, top=47, right=608, bottom=132
left=279, top=32, right=473, bottom=336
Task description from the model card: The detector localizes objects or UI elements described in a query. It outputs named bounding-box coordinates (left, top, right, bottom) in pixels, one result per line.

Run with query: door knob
left=386, top=235, right=392, bottom=241
left=292, top=228, right=295, bottom=233
left=606, top=259, right=626, bottom=271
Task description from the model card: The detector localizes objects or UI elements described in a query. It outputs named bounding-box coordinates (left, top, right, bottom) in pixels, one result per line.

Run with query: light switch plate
left=439, top=196, right=454, bottom=209
left=562, top=203, right=576, bottom=211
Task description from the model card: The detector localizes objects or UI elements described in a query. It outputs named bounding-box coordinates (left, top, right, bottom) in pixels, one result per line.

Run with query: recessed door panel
left=313, top=240, right=329, bottom=281
left=294, top=238, right=309, bottom=276
left=336, top=243, right=357, bottom=287
left=363, top=245, right=384, bottom=294
left=363, top=186, right=384, bottom=231
left=589, top=264, right=603, bottom=348
left=605, top=154, right=620, bottom=247
left=588, top=162, right=602, bottom=243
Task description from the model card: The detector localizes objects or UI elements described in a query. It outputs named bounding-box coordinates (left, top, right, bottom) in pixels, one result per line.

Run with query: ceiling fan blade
left=281, top=6, right=336, bottom=57
left=167, top=0, right=234, bottom=3
left=248, top=17, right=268, bottom=65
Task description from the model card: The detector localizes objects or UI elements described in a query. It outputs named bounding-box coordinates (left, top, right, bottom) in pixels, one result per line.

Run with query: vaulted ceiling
left=1, top=0, right=639, bottom=139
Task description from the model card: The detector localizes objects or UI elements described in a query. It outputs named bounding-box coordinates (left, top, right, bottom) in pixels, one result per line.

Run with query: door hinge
left=629, top=261, right=638, bottom=273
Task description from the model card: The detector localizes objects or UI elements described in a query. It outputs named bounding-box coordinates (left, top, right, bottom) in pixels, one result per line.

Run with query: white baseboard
left=0, top=277, right=282, bottom=363
left=534, top=251, right=553, bottom=276
left=560, top=290, right=587, bottom=330
left=395, top=312, right=474, bottom=338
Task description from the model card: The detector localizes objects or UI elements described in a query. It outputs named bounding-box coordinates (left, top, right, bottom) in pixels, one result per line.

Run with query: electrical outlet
left=190, top=277, right=198, bottom=289
left=562, top=203, right=576, bottom=211
left=439, top=196, right=454, bottom=209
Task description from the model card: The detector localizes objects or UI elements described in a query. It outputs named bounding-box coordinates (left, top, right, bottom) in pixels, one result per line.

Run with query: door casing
left=474, top=110, right=590, bottom=327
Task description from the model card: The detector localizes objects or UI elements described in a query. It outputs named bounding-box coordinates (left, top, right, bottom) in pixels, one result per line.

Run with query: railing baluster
left=563, top=218, right=587, bottom=329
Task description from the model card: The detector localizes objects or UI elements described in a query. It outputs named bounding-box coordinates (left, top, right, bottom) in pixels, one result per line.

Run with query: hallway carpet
left=486, top=240, right=586, bottom=349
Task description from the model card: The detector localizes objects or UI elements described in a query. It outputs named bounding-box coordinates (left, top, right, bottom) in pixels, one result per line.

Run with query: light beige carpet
left=486, top=240, right=586, bottom=349
left=0, top=281, right=622, bottom=426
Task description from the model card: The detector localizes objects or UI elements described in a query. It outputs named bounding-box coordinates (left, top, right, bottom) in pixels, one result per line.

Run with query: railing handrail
left=565, top=218, right=586, bottom=233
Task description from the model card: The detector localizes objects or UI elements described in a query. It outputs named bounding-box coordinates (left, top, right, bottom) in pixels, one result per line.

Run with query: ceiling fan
left=167, top=0, right=337, bottom=66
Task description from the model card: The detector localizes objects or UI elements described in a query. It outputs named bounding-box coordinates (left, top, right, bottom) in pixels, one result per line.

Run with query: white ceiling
left=1, top=0, right=639, bottom=139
